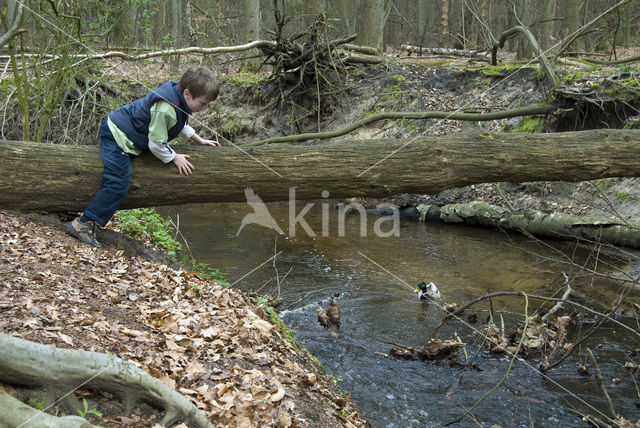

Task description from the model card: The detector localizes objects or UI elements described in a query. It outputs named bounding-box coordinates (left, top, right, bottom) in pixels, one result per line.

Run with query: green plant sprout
left=77, top=398, right=102, bottom=418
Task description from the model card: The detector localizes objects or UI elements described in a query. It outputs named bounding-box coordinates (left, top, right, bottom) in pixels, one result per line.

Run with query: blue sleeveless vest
left=108, top=81, right=192, bottom=151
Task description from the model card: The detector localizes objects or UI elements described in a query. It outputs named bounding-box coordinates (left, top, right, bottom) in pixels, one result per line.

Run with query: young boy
left=67, top=66, right=220, bottom=248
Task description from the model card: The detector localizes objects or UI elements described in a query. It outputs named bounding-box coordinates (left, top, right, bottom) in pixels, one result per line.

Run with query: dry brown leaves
left=478, top=314, right=574, bottom=356
left=0, top=212, right=367, bottom=428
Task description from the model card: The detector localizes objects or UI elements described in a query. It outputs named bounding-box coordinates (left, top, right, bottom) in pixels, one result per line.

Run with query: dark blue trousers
left=82, top=118, right=132, bottom=226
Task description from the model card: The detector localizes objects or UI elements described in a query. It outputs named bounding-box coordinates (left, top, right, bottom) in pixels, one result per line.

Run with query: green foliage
left=618, top=64, right=640, bottom=74
left=116, top=208, right=182, bottom=256
left=77, top=398, right=102, bottom=418
left=623, top=117, right=640, bottom=129
left=115, top=208, right=229, bottom=287
left=505, top=116, right=544, bottom=133
left=593, top=178, right=614, bottom=192
left=27, top=394, right=46, bottom=411
left=180, top=257, right=230, bottom=287
left=616, top=191, right=629, bottom=203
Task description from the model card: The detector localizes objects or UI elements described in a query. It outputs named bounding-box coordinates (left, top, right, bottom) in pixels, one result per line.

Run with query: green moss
left=238, top=61, right=262, bottom=74
left=421, top=60, right=452, bottom=67
left=471, top=64, right=529, bottom=77
left=365, top=74, right=407, bottom=116
left=225, top=73, right=267, bottom=89
left=505, top=116, right=544, bottom=133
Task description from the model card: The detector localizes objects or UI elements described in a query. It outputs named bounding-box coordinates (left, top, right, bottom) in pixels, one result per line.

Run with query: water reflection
left=159, top=201, right=637, bottom=427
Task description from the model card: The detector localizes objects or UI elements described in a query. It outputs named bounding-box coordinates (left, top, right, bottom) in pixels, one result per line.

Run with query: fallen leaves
left=478, top=314, right=575, bottom=356
left=0, top=212, right=367, bottom=427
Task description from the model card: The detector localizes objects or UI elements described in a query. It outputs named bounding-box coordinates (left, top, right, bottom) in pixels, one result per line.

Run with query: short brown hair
left=178, top=66, right=219, bottom=101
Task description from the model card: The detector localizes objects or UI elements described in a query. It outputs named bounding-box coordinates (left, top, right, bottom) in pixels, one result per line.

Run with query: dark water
left=159, top=201, right=640, bottom=427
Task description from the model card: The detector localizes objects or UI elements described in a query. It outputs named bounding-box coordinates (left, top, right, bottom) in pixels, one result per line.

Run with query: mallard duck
left=417, top=281, right=440, bottom=300
left=316, top=297, right=341, bottom=329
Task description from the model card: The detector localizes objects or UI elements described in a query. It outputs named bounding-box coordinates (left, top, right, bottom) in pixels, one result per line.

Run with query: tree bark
left=417, top=201, right=640, bottom=249
left=302, top=0, right=325, bottom=29
left=537, top=0, right=556, bottom=52
left=440, top=0, right=450, bottom=47
left=0, top=333, right=213, bottom=428
left=1, top=129, right=640, bottom=212
left=356, top=0, right=385, bottom=51
left=0, top=0, right=24, bottom=49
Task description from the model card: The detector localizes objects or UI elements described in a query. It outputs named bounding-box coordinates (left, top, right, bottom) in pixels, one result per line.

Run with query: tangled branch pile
left=257, top=13, right=362, bottom=134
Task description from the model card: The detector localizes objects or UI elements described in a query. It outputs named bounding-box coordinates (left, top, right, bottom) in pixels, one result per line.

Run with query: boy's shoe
left=66, top=218, right=101, bottom=248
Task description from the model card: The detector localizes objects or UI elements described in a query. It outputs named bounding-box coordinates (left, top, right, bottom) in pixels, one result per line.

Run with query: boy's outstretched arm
left=181, top=124, right=220, bottom=147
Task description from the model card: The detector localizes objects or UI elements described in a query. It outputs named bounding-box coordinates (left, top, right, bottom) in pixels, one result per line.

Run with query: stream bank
left=0, top=210, right=368, bottom=428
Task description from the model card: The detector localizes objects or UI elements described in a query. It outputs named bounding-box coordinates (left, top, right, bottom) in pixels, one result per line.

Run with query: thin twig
left=430, top=290, right=639, bottom=340
left=587, top=348, right=616, bottom=419
left=542, top=272, right=572, bottom=322
left=445, top=293, right=530, bottom=426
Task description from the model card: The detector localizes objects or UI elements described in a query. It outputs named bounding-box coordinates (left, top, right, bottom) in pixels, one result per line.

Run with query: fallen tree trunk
left=1, top=129, right=640, bottom=212
left=417, top=201, right=640, bottom=249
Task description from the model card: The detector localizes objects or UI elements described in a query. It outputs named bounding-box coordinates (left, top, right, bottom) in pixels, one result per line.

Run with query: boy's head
left=178, top=66, right=220, bottom=104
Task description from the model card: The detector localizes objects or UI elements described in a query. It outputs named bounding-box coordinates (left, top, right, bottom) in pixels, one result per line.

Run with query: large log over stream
left=1, top=129, right=640, bottom=212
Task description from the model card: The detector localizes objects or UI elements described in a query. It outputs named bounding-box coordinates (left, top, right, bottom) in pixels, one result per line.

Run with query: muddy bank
left=0, top=211, right=367, bottom=427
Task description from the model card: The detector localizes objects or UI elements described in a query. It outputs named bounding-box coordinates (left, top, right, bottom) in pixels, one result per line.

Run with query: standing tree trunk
left=303, top=0, right=325, bottom=29
left=564, top=0, right=583, bottom=52
left=356, top=0, right=385, bottom=51
left=441, top=0, right=450, bottom=46
left=538, top=0, right=556, bottom=51
left=243, top=0, right=261, bottom=71
left=417, top=0, right=429, bottom=48
left=516, top=0, right=533, bottom=58
left=171, top=0, right=182, bottom=72
left=336, top=0, right=357, bottom=36
left=476, top=0, right=490, bottom=47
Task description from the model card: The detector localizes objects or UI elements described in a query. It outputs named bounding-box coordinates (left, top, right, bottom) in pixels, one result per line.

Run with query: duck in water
left=417, top=281, right=440, bottom=300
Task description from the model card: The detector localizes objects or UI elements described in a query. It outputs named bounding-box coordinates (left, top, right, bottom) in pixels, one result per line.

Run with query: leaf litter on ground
left=0, top=211, right=367, bottom=427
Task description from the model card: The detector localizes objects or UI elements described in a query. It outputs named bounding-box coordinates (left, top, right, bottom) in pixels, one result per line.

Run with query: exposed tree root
left=0, top=333, right=213, bottom=428
left=0, top=390, right=99, bottom=428
left=249, top=103, right=557, bottom=145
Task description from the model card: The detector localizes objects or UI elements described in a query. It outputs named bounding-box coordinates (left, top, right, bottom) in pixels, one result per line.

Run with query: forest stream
left=160, top=201, right=640, bottom=427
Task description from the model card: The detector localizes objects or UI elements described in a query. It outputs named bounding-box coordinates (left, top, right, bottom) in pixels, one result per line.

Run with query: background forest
left=4, top=0, right=639, bottom=55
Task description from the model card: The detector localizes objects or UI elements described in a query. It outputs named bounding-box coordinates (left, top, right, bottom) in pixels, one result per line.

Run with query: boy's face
left=183, top=89, right=212, bottom=113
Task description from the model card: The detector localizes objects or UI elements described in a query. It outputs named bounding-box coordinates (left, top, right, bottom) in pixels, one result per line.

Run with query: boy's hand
left=172, top=154, right=194, bottom=176
left=199, top=139, right=220, bottom=147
